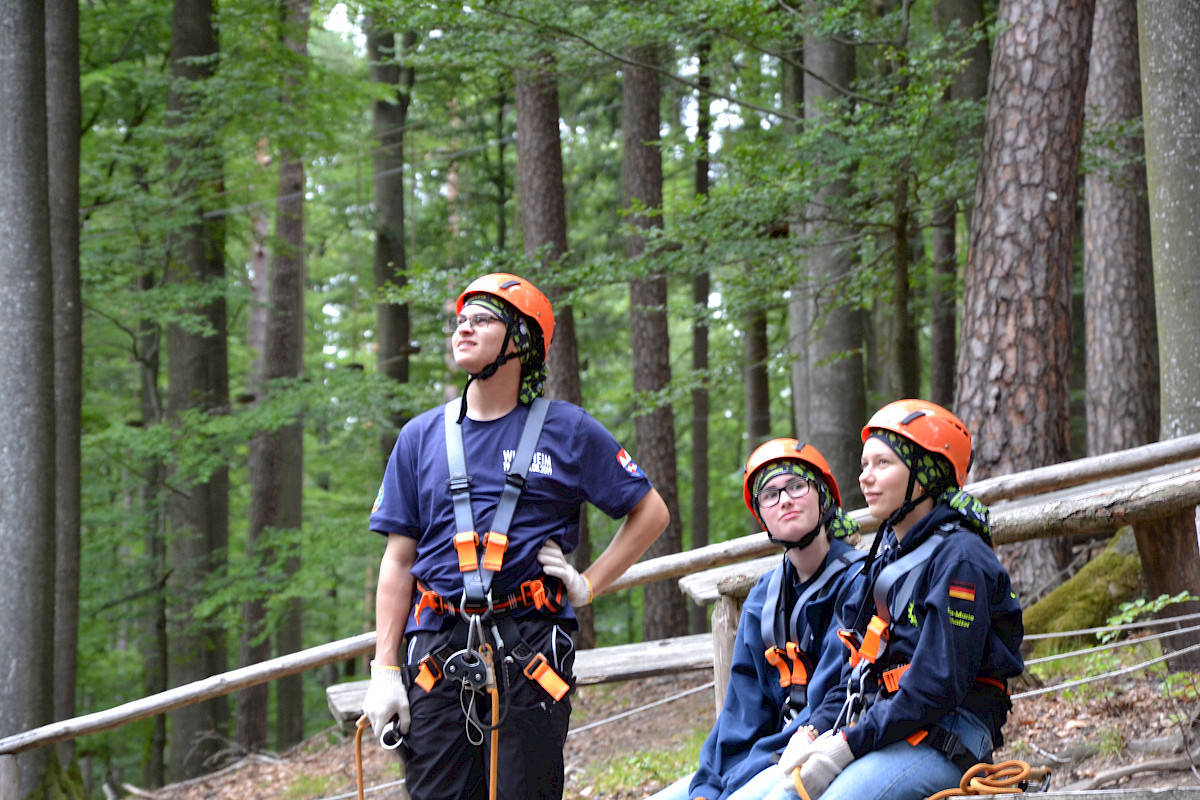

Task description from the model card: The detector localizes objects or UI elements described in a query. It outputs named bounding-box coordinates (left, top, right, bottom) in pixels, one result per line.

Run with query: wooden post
left=0, top=754, right=18, bottom=800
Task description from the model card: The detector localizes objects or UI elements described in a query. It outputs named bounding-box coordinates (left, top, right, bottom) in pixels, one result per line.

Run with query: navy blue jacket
left=808, top=503, right=1024, bottom=757
left=689, top=538, right=865, bottom=800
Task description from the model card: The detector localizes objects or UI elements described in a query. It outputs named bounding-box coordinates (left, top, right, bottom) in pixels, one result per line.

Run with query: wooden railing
left=2, top=433, right=1200, bottom=798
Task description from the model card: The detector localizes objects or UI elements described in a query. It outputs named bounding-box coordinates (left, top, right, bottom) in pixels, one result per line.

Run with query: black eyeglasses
left=756, top=478, right=813, bottom=509
left=450, top=312, right=501, bottom=332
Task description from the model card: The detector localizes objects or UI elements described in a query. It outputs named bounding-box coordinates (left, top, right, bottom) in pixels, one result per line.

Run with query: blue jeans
left=646, top=764, right=784, bottom=800
left=760, top=710, right=994, bottom=800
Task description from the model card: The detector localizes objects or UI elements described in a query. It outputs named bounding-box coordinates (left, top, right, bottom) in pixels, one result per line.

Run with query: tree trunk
left=138, top=275, right=168, bottom=788
left=1137, top=0, right=1200, bottom=669
left=929, top=0, right=990, bottom=408
left=47, top=0, right=82, bottom=772
left=164, top=0, right=229, bottom=780
left=514, top=55, right=599, bottom=646
left=799, top=6, right=866, bottom=507
left=274, top=0, right=309, bottom=751
left=744, top=295, right=770, bottom=453
left=368, top=23, right=416, bottom=462
left=691, top=42, right=712, bottom=635
left=1084, top=0, right=1157, bottom=456
left=0, top=2, right=57, bottom=793
left=622, top=44, right=687, bottom=640
left=955, top=0, right=1095, bottom=600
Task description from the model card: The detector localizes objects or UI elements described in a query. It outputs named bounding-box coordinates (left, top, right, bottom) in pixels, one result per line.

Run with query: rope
left=925, top=760, right=1053, bottom=800
left=354, top=715, right=370, bottom=800
left=1014, top=640, right=1200, bottom=699
left=1022, top=610, right=1200, bottom=640
left=566, top=680, right=715, bottom=736
left=1024, top=622, right=1200, bottom=666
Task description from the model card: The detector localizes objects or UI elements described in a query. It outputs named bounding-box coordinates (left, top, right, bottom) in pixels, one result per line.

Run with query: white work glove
left=791, top=731, right=854, bottom=800
left=362, top=662, right=411, bottom=743
left=778, top=724, right=819, bottom=774
left=537, top=539, right=592, bottom=607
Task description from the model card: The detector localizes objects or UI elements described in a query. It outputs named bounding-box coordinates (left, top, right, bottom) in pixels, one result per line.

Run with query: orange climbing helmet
left=743, top=438, right=841, bottom=529
left=861, top=399, right=972, bottom=486
left=457, top=272, right=555, bottom=357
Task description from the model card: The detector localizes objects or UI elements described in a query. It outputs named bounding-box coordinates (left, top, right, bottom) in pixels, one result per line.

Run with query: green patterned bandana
left=751, top=460, right=859, bottom=540
left=867, top=429, right=955, bottom=496
left=461, top=293, right=547, bottom=403
left=940, top=487, right=993, bottom=545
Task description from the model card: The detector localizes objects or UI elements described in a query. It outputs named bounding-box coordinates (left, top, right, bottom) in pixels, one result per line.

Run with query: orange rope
left=926, top=760, right=1052, bottom=800
left=354, top=715, right=371, bottom=800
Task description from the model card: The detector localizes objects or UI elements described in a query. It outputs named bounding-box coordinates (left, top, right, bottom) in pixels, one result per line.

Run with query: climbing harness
left=832, top=524, right=1010, bottom=774
left=924, top=760, right=1052, bottom=800
left=834, top=531, right=947, bottom=729
left=760, top=550, right=866, bottom=722
left=401, top=396, right=571, bottom=795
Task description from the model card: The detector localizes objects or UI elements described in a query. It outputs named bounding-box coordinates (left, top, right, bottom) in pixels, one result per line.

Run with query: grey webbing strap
left=491, top=396, right=550, bottom=539
left=871, top=534, right=944, bottom=625
left=443, top=397, right=551, bottom=604
left=760, top=550, right=863, bottom=654
left=445, top=398, right=475, bottom=537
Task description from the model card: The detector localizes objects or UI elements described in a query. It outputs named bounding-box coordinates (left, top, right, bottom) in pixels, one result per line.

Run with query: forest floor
left=136, top=666, right=1200, bottom=800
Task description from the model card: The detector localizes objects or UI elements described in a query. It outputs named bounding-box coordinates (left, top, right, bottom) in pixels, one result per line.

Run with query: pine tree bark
left=955, top=0, right=1095, bottom=599
left=691, top=42, right=712, bottom=634
left=622, top=44, right=687, bottom=640
left=0, top=1, right=57, bottom=792
left=514, top=54, right=598, bottom=645
left=1084, top=0, right=1157, bottom=456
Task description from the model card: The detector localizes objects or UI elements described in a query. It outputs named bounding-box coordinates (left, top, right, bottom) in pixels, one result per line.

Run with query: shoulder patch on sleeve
left=948, top=581, right=976, bottom=602
left=616, top=447, right=645, bottom=477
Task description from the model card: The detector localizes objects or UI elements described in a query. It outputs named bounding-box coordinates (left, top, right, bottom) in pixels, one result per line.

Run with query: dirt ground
left=137, top=669, right=1200, bottom=800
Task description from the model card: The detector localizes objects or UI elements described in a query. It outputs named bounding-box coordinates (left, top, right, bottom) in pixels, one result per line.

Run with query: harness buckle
left=414, top=653, right=442, bottom=692
left=447, top=472, right=472, bottom=494
left=522, top=652, right=570, bottom=701
left=859, top=615, right=889, bottom=663
left=764, top=646, right=793, bottom=688
left=481, top=531, right=508, bottom=572
left=454, top=531, right=480, bottom=572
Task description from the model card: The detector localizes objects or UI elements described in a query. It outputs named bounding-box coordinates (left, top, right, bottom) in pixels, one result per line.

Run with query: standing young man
left=364, top=273, right=669, bottom=800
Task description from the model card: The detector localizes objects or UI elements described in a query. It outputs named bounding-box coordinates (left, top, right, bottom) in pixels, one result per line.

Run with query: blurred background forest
left=2, top=0, right=1199, bottom=796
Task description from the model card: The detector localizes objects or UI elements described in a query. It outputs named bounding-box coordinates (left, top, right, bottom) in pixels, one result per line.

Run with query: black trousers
left=404, top=617, right=575, bottom=800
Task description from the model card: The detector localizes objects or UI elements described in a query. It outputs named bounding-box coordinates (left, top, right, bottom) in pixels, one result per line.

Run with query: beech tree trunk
left=368, top=23, right=416, bottom=460
left=929, top=0, right=990, bottom=408
left=0, top=1, right=57, bottom=792
left=47, top=0, right=83, bottom=772
left=798, top=5, right=866, bottom=507
left=164, top=0, right=230, bottom=779
left=1137, top=0, right=1200, bottom=669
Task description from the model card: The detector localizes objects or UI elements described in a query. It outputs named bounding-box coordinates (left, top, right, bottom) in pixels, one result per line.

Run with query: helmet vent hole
left=499, top=279, right=521, bottom=290
left=899, top=410, right=928, bottom=425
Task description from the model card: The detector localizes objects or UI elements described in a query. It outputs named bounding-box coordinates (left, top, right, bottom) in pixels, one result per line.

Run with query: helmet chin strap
left=456, top=326, right=519, bottom=424
left=767, top=506, right=835, bottom=552
left=884, top=468, right=933, bottom=530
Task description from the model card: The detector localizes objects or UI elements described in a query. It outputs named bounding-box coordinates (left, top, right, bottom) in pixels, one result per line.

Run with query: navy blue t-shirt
left=370, top=399, right=654, bottom=632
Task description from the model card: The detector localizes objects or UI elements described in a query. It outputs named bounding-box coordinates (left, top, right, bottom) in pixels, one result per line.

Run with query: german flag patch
left=948, top=581, right=976, bottom=602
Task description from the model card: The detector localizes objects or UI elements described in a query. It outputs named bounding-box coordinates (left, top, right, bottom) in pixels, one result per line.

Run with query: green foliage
left=67, top=0, right=1002, bottom=784
left=1100, top=591, right=1198, bottom=643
